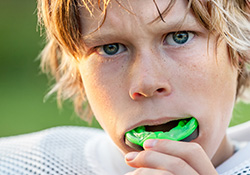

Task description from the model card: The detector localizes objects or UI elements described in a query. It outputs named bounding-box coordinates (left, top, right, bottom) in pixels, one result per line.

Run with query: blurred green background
left=0, top=1, right=249, bottom=138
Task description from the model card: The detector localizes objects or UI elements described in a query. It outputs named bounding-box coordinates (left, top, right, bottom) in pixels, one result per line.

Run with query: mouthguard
left=125, top=117, right=199, bottom=150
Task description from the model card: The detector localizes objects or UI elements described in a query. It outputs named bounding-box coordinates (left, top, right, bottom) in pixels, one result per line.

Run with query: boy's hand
left=125, top=139, right=218, bottom=175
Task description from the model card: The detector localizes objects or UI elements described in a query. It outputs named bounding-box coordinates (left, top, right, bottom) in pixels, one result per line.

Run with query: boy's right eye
left=95, top=43, right=127, bottom=56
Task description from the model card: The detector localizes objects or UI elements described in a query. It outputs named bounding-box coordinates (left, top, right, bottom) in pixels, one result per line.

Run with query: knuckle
left=189, top=142, right=203, bottom=153
left=174, top=157, right=186, bottom=168
left=166, top=156, right=187, bottom=170
left=136, top=150, right=154, bottom=165
left=139, top=150, right=153, bottom=159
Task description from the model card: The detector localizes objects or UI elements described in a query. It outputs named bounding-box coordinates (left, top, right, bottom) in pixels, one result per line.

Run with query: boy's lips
left=125, top=117, right=184, bottom=134
left=125, top=117, right=191, bottom=134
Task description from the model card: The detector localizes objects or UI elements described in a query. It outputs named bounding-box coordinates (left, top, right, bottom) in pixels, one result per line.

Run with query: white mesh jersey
left=1, top=122, right=250, bottom=175
left=216, top=121, right=250, bottom=175
left=0, top=126, right=133, bottom=175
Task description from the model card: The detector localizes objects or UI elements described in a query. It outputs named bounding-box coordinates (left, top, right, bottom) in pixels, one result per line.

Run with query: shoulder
left=217, top=142, right=250, bottom=175
left=227, top=120, right=250, bottom=142
left=216, top=121, right=250, bottom=174
left=0, top=126, right=105, bottom=175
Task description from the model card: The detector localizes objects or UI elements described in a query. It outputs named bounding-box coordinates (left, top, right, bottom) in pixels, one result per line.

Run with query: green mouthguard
left=125, top=117, right=198, bottom=148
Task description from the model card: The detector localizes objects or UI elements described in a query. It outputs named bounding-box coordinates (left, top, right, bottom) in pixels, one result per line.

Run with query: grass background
left=0, top=0, right=249, bottom=138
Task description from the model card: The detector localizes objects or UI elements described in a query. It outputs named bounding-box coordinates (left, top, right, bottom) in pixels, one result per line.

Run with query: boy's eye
left=164, top=31, right=194, bottom=46
left=96, top=43, right=127, bottom=56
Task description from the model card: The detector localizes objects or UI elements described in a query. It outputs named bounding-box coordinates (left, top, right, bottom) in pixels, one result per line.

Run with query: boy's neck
left=212, top=135, right=234, bottom=167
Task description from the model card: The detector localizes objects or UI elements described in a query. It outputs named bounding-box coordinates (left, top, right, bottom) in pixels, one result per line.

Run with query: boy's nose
left=129, top=85, right=172, bottom=100
left=129, top=52, right=172, bottom=101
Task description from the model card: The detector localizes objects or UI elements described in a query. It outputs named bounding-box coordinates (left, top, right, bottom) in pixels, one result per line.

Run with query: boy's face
left=78, top=0, right=238, bottom=159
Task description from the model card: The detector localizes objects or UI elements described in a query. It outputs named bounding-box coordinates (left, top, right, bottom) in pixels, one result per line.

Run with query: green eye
left=97, top=43, right=126, bottom=56
left=173, top=32, right=188, bottom=44
left=103, top=44, right=119, bottom=55
left=164, top=31, right=194, bottom=46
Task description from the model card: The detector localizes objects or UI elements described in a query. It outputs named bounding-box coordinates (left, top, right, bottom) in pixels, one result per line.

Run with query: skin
left=78, top=0, right=238, bottom=174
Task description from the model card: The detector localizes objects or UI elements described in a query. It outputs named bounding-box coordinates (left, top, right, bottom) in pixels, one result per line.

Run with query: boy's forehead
left=79, top=0, right=171, bottom=23
left=79, top=0, right=200, bottom=37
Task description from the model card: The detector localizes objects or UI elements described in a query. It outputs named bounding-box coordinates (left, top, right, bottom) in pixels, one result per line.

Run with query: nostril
left=134, top=93, right=143, bottom=97
left=157, top=88, right=165, bottom=93
left=132, top=92, right=143, bottom=99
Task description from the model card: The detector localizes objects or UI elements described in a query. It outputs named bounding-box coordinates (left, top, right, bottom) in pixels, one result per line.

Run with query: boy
left=0, top=0, right=250, bottom=174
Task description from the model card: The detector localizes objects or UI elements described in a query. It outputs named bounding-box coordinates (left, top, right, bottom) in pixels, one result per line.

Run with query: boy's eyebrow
left=82, top=33, right=119, bottom=47
left=82, top=14, right=202, bottom=46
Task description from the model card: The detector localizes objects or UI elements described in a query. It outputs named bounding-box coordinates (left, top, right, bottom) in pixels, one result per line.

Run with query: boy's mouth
left=145, top=119, right=182, bottom=132
left=125, top=117, right=199, bottom=151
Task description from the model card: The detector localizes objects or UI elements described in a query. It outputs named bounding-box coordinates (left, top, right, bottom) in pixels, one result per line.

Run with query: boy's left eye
left=95, top=43, right=127, bottom=56
left=164, top=31, right=195, bottom=46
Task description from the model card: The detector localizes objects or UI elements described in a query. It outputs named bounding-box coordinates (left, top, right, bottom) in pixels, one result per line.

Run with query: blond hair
left=37, top=0, right=250, bottom=122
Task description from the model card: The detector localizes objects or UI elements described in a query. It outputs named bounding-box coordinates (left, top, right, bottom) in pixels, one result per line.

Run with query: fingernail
left=125, top=152, right=139, bottom=161
left=144, top=139, right=158, bottom=148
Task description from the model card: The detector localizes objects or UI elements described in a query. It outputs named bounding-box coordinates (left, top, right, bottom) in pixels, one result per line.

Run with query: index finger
left=143, top=139, right=218, bottom=175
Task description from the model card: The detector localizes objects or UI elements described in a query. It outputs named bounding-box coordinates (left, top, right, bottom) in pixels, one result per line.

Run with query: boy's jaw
left=123, top=116, right=199, bottom=151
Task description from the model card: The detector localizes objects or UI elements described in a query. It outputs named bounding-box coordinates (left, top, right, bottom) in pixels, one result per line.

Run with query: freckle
left=191, top=64, right=198, bottom=70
